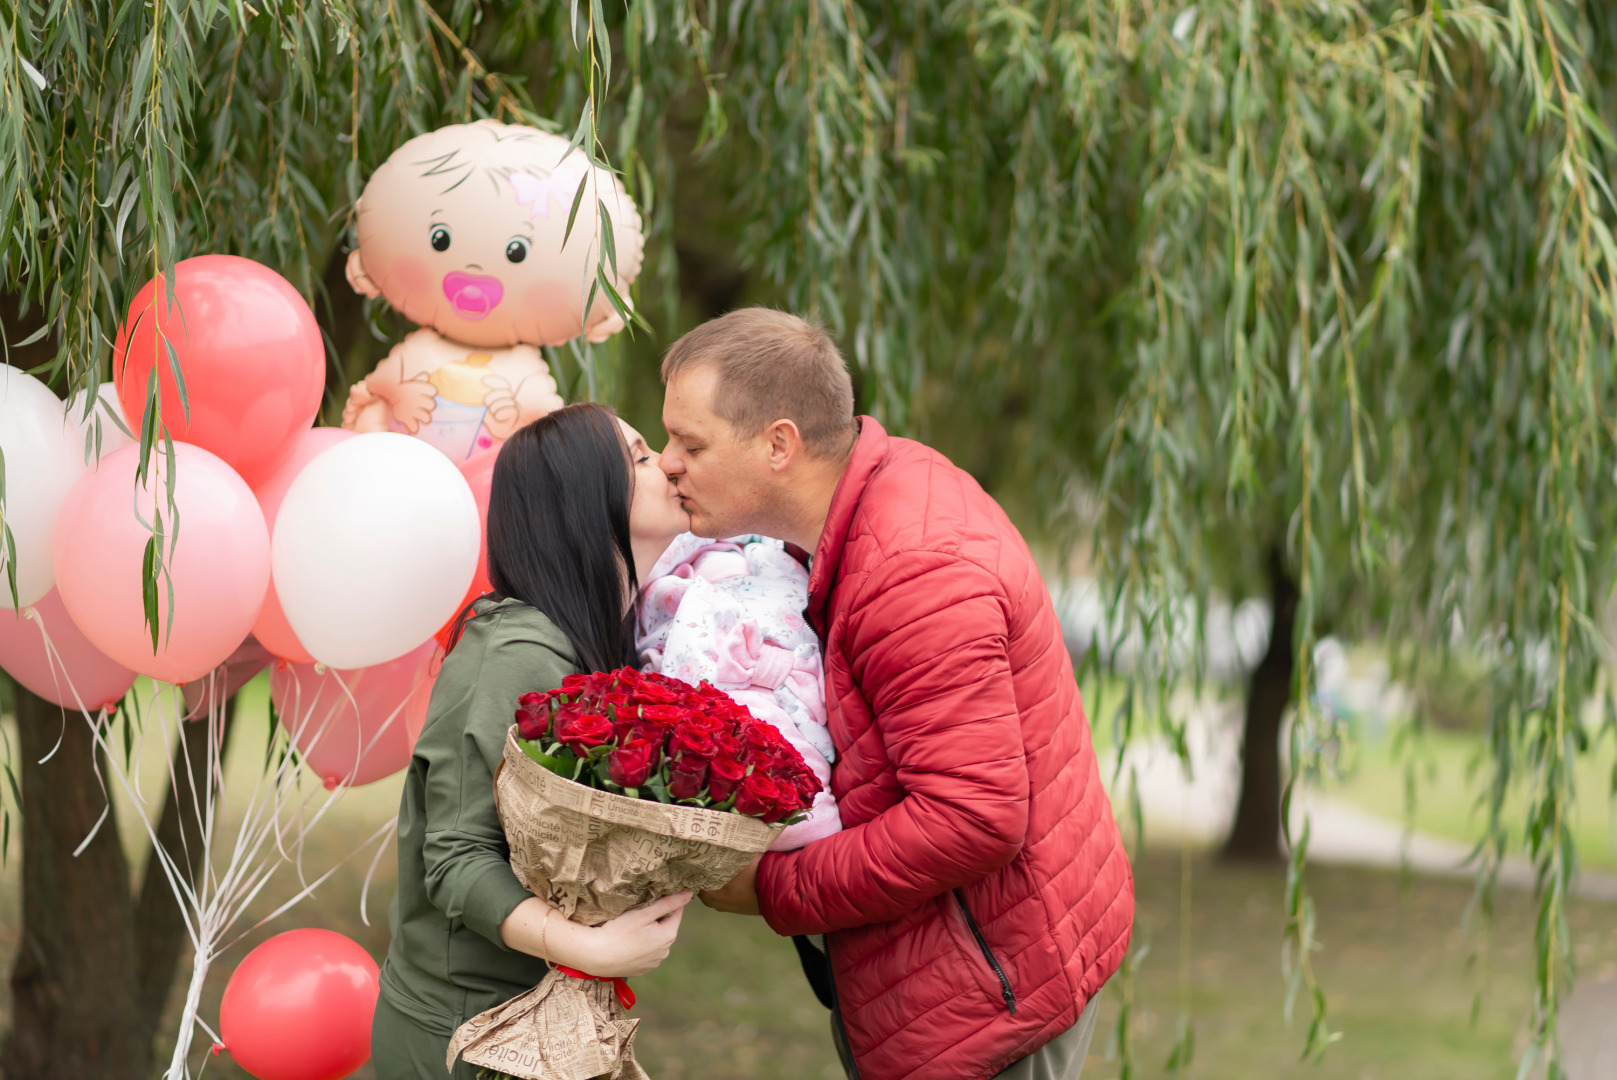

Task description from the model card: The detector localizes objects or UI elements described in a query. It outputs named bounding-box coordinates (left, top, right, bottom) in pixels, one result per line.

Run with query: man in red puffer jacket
left=658, top=308, right=1134, bottom=1080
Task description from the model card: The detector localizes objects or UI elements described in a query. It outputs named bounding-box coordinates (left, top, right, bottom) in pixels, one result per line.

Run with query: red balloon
left=249, top=428, right=355, bottom=662
left=433, top=445, right=497, bottom=651
left=114, top=255, right=324, bottom=483
left=219, top=929, right=379, bottom=1080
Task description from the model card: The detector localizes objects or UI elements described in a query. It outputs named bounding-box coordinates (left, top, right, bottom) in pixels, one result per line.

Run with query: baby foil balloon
left=342, top=120, right=645, bottom=461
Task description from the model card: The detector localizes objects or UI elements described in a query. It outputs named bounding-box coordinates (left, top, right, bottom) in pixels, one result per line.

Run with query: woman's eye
left=505, top=237, right=530, bottom=264
left=429, top=225, right=452, bottom=252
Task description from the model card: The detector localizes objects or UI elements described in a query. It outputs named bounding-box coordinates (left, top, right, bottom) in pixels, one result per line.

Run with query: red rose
left=707, top=758, right=747, bottom=802
left=560, top=674, right=588, bottom=694
left=639, top=703, right=685, bottom=724
left=637, top=681, right=680, bottom=704
left=607, top=738, right=658, bottom=789
left=670, top=726, right=716, bottom=763
left=514, top=701, right=553, bottom=743
left=616, top=667, right=643, bottom=687
left=554, top=710, right=614, bottom=754
left=733, top=773, right=785, bottom=821
left=668, top=758, right=708, bottom=801
left=712, top=729, right=743, bottom=759
left=742, top=722, right=786, bottom=754
left=792, top=770, right=823, bottom=800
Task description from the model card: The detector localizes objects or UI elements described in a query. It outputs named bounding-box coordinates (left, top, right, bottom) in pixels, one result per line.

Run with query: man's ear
left=765, top=419, right=805, bottom=474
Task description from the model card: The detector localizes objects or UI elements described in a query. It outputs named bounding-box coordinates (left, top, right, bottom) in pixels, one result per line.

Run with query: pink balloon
left=114, top=255, right=325, bottom=483
left=269, top=640, right=434, bottom=788
left=220, top=929, right=378, bottom=1080
left=249, top=429, right=355, bottom=663
left=53, top=443, right=270, bottom=685
left=0, top=588, right=137, bottom=710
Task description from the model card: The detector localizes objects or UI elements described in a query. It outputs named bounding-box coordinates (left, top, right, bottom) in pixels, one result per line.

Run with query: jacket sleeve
left=757, top=552, right=1030, bottom=936
left=420, top=613, right=574, bottom=948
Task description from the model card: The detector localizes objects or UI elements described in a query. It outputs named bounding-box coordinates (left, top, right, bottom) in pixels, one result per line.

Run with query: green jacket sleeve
left=418, top=609, right=576, bottom=949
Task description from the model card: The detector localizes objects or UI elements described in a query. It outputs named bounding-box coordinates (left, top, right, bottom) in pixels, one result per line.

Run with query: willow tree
left=2, top=0, right=1615, bottom=1076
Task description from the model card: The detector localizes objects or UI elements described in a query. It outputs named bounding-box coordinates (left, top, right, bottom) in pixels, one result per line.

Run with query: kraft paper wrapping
left=448, top=970, right=647, bottom=1080
left=447, top=728, right=779, bottom=1080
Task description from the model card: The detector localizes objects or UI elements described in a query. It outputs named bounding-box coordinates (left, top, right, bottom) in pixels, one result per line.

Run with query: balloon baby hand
left=481, top=379, right=522, bottom=440
left=341, top=382, right=390, bottom=433
left=382, top=374, right=438, bottom=435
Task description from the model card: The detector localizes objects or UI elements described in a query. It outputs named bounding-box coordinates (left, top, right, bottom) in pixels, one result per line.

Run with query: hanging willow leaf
left=0, top=1, right=1613, bottom=1074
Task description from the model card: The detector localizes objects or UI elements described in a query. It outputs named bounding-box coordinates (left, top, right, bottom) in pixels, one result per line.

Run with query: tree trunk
left=1222, top=547, right=1299, bottom=863
left=134, top=701, right=239, bottom=1037
left=1, top=685, right=145, bottom=1080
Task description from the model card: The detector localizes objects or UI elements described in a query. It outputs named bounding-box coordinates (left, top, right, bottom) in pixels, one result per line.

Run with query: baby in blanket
left=636, top=532, right=841, bottom=851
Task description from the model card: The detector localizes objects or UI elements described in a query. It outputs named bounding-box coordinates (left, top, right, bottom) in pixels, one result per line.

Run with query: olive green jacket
left=378, top=596, right=579, bottom=1035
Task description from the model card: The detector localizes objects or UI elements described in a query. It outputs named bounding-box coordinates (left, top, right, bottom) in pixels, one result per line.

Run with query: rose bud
left=668, top=758, right=709, bottom=801
left=670, top=726, right=716, bottom=763
left=733, top=773, right=785, bottom=820
left=555, top=710, right=614, bottom=755
left=707, top=758, right=748, bottom=803
left=607, top=739, right=658, bottom=789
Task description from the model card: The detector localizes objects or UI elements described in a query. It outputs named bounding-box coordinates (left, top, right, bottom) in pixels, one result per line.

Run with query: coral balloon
left=272, top=433, right=479, bottom=669
left=219, top=929, right=379, bottom=1080
left=268, top=640, right=434, bottom=788
left=0, top=369, right=88, bottom=609
left=114, top=255, right=324, bottom=482
left=402, top=645, right=444, bottom=746
left=0, top=589, right=136, bottom=710
left=433, top=445, right=497, bottom=650
left=53, top=443, right=270, bottom=684
left=249, top=428, right=356, bottom=663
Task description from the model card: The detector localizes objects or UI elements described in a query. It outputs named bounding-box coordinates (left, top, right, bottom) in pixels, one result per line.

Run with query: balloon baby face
left=347, top=121, right=644, bottom=349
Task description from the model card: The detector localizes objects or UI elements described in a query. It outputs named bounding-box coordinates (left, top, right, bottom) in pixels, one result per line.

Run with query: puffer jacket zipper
left=953, top=889, right=1018, bottom=1014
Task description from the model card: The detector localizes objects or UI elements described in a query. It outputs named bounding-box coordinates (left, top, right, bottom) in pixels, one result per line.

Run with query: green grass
left=1330, top=726, right=1617, bottom=872
left=7, top=673, right=1617, bottom=1078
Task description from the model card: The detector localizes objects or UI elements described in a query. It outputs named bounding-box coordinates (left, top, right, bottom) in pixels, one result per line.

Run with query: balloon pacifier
left=441, top=272, right=504, bottom=321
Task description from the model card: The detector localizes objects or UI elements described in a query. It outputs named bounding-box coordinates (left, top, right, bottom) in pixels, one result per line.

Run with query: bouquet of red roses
left=512, top=667, right=819, bottom=823
left=448, top=669, right=821, bottom=1080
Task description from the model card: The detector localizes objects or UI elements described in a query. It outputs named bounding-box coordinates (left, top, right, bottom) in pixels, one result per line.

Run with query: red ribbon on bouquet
left=554, top=965, right=636, bottom=1010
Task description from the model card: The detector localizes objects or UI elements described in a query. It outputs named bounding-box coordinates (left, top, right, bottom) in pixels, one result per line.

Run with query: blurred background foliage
left=4, top=0, right=1617, bottom=1075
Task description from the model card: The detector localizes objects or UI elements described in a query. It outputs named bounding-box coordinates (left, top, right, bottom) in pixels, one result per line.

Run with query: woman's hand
left=501, top=892, right=693, bottom=978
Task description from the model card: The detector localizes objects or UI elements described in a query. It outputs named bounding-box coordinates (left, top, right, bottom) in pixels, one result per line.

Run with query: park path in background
left=1100, top=697, right=1617, bottom=903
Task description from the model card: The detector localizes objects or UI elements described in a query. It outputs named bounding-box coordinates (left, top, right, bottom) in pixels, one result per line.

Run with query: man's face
left=660, top=365, right=774, bottom=539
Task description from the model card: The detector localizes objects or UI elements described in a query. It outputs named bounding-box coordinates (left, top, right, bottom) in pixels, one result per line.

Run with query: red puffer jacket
left=757, top=418, right=1133, bottom=1080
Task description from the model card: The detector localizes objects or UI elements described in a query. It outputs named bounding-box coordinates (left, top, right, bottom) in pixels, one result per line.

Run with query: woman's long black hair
left=479, top=402, right=638, bottom=673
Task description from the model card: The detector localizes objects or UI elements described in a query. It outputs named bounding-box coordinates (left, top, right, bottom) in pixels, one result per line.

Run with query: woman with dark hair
left=371, top=402, right=693, bottom=1079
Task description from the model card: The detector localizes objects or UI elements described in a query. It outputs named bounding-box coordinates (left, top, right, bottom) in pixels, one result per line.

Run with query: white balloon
left=64, top=386, right=135, bottom=468
left=272, top=432, right=479, bottom=669
left=0, top=369, right=89, bottom=609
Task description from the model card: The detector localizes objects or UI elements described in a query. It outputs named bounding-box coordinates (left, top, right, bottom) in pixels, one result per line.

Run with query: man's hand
left=699, top=854, right=763, bottom=916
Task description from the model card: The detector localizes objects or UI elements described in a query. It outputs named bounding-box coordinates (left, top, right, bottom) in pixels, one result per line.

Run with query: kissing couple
left=370, top=307, right=1134, bottom=1080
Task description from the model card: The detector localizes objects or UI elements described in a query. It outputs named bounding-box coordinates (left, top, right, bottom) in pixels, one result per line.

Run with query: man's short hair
left=660, top=308, right=856, bottom=458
